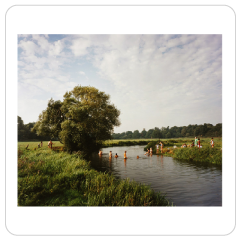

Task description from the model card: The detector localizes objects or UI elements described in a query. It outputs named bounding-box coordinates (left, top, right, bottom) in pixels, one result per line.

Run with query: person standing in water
left=109, top=151, right=112, bottom=158
left=114, top=153, right=118, bottom=158
left=160, top=142, right=164, bottom=152
left=211, top=138, right=214, bottom=148
left=124, top=151, right=127, bottom=159
left=156, top=143, right=159, bottom=154
left=144, top=148, right=149, bottom=155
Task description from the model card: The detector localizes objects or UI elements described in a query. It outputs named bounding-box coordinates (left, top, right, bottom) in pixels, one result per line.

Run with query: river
left=89, top=145, right=222, bottom=206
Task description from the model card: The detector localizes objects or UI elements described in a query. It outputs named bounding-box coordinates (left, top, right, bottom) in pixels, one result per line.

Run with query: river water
left=89, top=145, right=222, bottom=206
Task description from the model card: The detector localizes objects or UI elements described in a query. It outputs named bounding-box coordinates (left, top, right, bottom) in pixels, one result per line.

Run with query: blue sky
left=18, top=34, right=222, bottom=133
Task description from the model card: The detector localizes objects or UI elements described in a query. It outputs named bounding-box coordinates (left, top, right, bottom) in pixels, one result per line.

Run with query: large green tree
left=32, top=86, right=121, bottom=155
left=31, top=99, right=63, bottom=140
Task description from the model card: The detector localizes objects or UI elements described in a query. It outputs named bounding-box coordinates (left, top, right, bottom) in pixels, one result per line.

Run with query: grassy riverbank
left=144, top=138, right=222, bottom=165
left=173, top=146, right=222, bottom=165
left=18, top=147, right=172, bottom=206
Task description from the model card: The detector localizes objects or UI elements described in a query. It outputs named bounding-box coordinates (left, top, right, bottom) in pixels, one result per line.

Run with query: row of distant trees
left=112, top=123, right=222, bottom=139
left=18, top=116, right=54, bottom=141
left=18, top=115, right=222, bottom=142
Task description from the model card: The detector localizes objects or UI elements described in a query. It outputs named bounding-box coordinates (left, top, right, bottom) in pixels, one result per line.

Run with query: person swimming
left=114, top=153, right=118, bottom=158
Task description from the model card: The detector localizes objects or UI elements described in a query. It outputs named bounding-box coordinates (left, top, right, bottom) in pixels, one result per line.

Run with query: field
left=18, top=141, right=64, bottom=150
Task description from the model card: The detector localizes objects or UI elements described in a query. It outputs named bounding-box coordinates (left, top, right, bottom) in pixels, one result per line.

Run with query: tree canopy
left=32, top=86, right=121, bottom=155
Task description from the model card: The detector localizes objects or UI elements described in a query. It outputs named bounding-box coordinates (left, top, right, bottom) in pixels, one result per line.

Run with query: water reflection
left=89, top=145, right=222, bottom=206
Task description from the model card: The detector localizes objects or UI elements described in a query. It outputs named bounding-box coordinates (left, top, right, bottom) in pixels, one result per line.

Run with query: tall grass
left=173, top=146, right=222, bottom=165
left=142, top=138, right=222, bottom=165
left=18, top=148, right=171, bottom=206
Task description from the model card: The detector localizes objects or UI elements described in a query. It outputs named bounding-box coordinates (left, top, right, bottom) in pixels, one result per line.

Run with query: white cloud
left=48, top=40, right=64, bottom=56
left=69, top=36, right=91, bottom=57
left=18, top=40, right=39, bottom=56
left=79, top=71, right=85, bottom=75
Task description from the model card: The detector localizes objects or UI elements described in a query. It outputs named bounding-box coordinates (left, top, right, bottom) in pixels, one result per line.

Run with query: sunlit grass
left=18, top=141, right=64, bottom=150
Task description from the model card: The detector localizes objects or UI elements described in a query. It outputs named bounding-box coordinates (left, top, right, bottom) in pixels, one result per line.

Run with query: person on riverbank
left=197, top=138, right=201, bottom=148
left=211, top=138, right=214, bottom=148
left=191, top=141, right=194, bottom=147
left=194, top=137, right=198, bottom=147
left=124, top=151, right=127, bottom=159
left=48, top=140, right=53, bottom=149
left=114, top=153, right=118, bottom=158
left=150, top=147, right=152, bottom=155
left=41, top=141, right=43, bottom=147
left=98, top=150, right=102, bottom=156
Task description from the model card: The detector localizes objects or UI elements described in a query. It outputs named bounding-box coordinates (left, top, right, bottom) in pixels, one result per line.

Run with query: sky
left=18, top=34, right=222, bottom=133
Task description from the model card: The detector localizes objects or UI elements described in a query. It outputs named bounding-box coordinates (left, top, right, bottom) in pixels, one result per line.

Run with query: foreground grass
left=18, top=148, right=172, bottom=206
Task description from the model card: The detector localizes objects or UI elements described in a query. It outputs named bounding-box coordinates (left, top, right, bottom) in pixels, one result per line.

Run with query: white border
left=6, top=5, right=235, bottom=235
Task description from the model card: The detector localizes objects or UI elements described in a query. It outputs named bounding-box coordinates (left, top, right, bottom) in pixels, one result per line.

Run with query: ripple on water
left=89, top=146, right=222, bottom=206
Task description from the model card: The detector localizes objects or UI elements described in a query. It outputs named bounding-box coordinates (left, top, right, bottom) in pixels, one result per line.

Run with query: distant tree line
left=18, top=114, right=222, bottom=142
left=112, top=123, right=222, bottom=139
left=18, top=116, right=54, bottom=141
